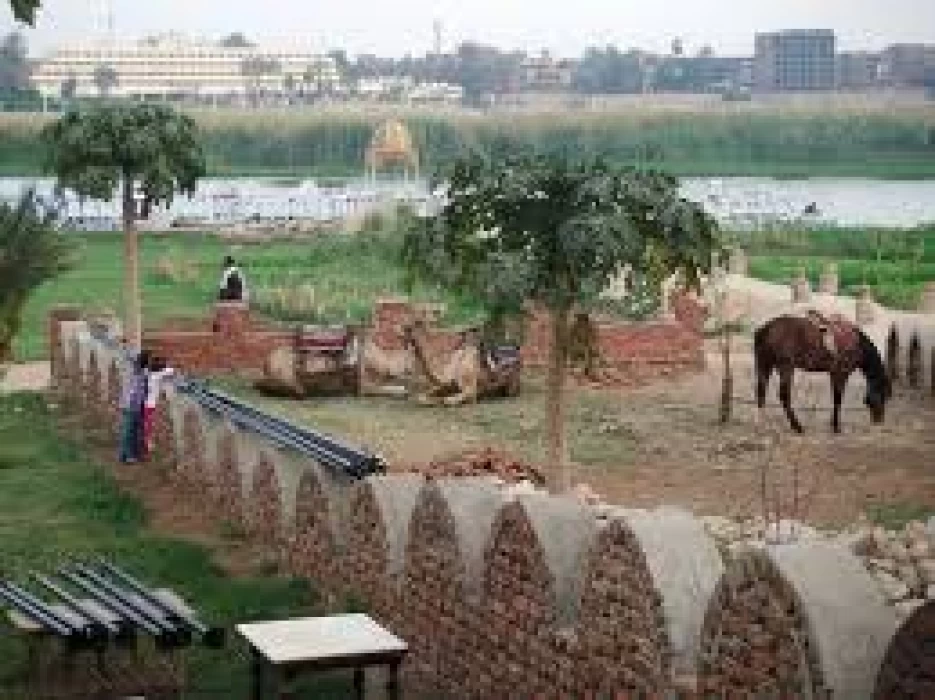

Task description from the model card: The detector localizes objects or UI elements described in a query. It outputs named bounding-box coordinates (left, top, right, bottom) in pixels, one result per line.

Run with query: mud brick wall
left=475, top=495, right=598, bottom=696
left=575, top=518, right=670, bottom=695
left=151, top=394, right=176, bottom=469
left=248, top=453, right=283, bottom=548
left=875, top=601, right=935, bottom=698
left=213, top=429, right=245, bottom=525
left=177, top=408, right=208, bottom=492
left=699, top=549, right=826, bottom=697
left=341, top=475, right=424, bottom=629
left=54, top=313, right=911, bottom=700
left=400, top=479, right=505, bottom=696
left=522, top=306, right=704, bottom=376
left=287, top=468, right=346, bottom=598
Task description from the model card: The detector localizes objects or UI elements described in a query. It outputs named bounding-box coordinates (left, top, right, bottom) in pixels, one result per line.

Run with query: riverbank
left=4, top=107, right=935, bottom=180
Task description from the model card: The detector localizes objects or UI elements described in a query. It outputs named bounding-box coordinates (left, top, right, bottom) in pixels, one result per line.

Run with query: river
left=1, top=176, right=934, bottom=230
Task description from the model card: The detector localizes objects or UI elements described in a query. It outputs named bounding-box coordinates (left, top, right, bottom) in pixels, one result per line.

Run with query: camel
left=402, top=321, right=521, bottom=406
left=356, top=328, right=412, bottom=397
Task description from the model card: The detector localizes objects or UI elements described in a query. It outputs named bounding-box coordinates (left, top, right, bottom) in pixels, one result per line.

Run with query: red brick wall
left=288, top=470, right=344, bottom=598
left=213, top=430, right=244, bottom=525
left=248, top=454, right=283, bottom=548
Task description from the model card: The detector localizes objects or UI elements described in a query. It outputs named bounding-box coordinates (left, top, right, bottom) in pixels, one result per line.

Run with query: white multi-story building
left=31, top=33, right=341, bottom=99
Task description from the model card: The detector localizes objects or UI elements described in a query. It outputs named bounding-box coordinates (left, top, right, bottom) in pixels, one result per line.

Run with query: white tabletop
left=236, top=614, right=407, bottom=666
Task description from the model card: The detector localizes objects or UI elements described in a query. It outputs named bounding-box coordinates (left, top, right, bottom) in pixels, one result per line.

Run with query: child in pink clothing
left=141, top=357, right=174, bottom=460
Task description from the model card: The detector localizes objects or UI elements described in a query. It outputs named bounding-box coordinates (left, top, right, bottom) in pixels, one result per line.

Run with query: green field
left=16, top=225, right=935, bottom=362
left=0, top=391, right=359, bottom=698
left=736, top=225, right=935, bottom=309
left=3, top=106, right=935, bottom=179
left=14, top=228, right=481, bottom=361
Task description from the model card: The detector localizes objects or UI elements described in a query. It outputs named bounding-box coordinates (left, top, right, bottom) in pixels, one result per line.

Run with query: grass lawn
left=0, top=391, right=356, bottom=698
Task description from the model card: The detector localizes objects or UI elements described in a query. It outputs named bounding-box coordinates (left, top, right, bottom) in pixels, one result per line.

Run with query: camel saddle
left=295, top=326, right=352, bottom=354
left=805, top=311, right=857, bottom=357
left=484, top=345, right=521, bottom=371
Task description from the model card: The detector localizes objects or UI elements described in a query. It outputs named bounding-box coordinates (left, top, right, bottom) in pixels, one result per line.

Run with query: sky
left=3, top=0, right=935, bottom=58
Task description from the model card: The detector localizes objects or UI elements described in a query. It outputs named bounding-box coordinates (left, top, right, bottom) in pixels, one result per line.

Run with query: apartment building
left=754, top=29, right=836, bottom=92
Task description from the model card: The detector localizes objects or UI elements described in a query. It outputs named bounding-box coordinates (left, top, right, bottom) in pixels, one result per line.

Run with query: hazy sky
left=4, top=0, right=935, bottom=57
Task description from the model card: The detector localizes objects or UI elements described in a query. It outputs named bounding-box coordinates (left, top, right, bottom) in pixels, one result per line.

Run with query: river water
left=1, top=176, right=934, bottom=230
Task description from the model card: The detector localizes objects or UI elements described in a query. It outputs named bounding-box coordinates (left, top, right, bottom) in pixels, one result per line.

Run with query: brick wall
left=54, top=314, right=903, bottom=700
left=213, top=430, right=244, bottom=525
left=248, top=454, right=283, bottom=549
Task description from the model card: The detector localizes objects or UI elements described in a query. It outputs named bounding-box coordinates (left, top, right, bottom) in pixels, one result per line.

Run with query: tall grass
left=4, top=107, right=935, bottom=178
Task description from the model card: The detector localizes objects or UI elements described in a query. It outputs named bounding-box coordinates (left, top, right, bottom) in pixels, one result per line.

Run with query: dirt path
left=0, top=362, right=50, bottom=393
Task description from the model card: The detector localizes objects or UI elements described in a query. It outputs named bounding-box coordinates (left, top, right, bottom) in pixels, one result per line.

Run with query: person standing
left=140, top=356, right=175, bottom=461
left=218, top=255, right=249, bottom=303
left=118, top=350, right=150, bottom=464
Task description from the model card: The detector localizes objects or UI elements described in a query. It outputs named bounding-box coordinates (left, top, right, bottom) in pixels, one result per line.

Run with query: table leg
left=251, top=647, right=264, bottom=700
left=353, top=667, right=365, bottom=700
left=387, top=661, right=401, bottom=700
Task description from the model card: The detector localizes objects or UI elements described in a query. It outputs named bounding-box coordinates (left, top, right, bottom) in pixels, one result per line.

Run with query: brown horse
left=754, top=313, right=890, bottom=433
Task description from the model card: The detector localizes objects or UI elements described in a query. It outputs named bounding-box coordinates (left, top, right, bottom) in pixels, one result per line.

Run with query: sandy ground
left=570, top=338, right=935, bottom=526
left=0, top=362, right=50, bottom=393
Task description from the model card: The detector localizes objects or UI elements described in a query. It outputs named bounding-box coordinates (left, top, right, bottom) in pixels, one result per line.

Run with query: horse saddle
left=806, top=311, right=855, bottom=357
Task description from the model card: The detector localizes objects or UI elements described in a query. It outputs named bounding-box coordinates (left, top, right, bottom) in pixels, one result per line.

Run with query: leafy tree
left=402, top=154, right=719, bottom=490
left=41, top=104, right=206, bottom=349
left=93, top=63, right=118, bottom=98
left=0, top=190, right=74, bottom=362
left=8, top=0, right=39, bottom=25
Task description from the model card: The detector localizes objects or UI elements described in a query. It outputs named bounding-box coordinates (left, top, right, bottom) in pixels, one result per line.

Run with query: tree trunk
left=545, top=305, right=571, bottom=492
left=720, top=323, right=732, bottom=424
left=122, top=178, right=142, bottom=350
left=0, top=294, right=25, bottom=363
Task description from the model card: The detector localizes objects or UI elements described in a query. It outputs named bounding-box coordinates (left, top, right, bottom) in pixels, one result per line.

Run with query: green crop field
left=3, top=105, right=935, bottom=178
left=14, top=224, right=934, bottom=362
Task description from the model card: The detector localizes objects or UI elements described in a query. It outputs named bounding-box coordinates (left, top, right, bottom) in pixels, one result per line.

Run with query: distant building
left=754, top=29, right=836, bottom=92
left=880, top=44, right=935, bottom=87
left=520, top=50, right=575, bottom=91
left=836, top=51, right=881, bottom=90
left=31, top=33, right=341, bottom=99
left=695, top=56, right=754, bottom=92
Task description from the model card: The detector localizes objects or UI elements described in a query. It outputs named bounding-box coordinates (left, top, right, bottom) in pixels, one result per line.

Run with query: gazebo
left=364, top=119, right=420, bottom=182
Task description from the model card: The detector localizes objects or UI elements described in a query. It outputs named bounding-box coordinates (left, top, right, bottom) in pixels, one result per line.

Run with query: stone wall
left=53, top=314, right=935, bottom=699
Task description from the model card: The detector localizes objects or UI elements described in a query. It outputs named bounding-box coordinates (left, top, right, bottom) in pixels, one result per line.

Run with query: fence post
left=886, top=324, right=900, bottom=387
left=907, top=331, right=921, bottom=389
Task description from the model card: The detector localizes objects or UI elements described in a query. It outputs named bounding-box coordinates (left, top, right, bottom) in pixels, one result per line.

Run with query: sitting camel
left=402, top=321, right=521, bottom=406
left=356, top=328, right=412, bottom=397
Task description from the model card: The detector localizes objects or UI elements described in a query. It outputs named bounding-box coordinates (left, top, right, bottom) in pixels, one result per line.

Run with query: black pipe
left=70, top=565, right=192, bottom=647
left=58, top=568, right=173, bottom=645
left=32, top=572, right=134, bottom=645
left=0, top=583, right=76, bottom=638
left=2, top=581, right=105, bottom=643
left=93, top=560, right=225, bottom=649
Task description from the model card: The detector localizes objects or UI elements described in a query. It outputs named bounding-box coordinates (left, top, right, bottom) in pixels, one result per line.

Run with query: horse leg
left=830, top=373, right=845, bottom=434
left=778, top=366, right=803, bottom=433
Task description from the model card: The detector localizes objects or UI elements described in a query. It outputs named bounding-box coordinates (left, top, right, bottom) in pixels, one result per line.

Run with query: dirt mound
left=400, top=447, right=547, bottom=486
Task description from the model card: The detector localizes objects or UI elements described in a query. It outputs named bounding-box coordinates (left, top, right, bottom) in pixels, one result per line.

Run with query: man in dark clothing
left=218, top=256, right=248, bottom=303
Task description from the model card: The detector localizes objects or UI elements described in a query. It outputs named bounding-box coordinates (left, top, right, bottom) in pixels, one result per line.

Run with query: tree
left=220, top=32, right=254, bottom=48
left=8, top=0, right=40, bottom=25
left=93, top=64, right=118, bottom=98
left=41, top=104, right=206, bottom=349
left=0, top=190, right=74, bottom=362
left=402, top=155, right=719, bottom=490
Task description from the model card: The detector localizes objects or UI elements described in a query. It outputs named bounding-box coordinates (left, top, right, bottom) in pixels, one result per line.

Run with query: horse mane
left=856, top=329, right=888, bottom=396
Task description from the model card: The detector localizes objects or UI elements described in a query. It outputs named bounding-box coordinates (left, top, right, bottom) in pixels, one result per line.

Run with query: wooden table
left=236, top=613, right=408, bottom=700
